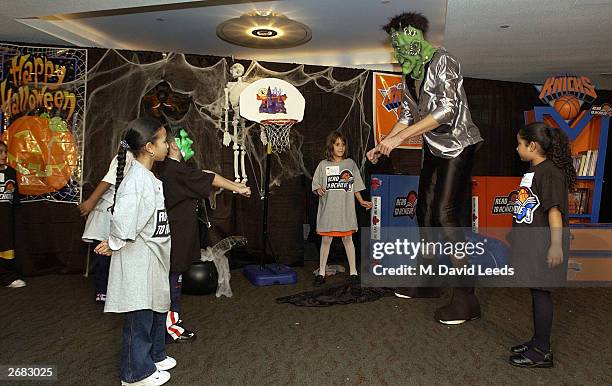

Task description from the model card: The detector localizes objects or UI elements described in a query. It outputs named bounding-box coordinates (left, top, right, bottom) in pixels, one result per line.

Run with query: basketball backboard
left=239, top=78, right=305, bottom=123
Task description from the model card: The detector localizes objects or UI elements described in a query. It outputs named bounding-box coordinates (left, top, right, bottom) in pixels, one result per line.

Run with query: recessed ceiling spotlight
left=156, top=17, right=165, bottom=22
left=217, top=11, right=311, bottom=49
left=499, top=25, right=510, bottom=29
left=251, top=28, right=278, bottom=38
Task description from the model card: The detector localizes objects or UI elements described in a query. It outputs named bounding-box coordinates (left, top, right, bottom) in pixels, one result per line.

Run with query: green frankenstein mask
left=390, top=25, right=436, bottom=80
left=175, top=128, right=194, bottom=161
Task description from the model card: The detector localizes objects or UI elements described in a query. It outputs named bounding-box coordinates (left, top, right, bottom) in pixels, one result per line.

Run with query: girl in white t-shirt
left=80, top=151, right=133, bottom=302
left=95, top=117, right=174, bottom=386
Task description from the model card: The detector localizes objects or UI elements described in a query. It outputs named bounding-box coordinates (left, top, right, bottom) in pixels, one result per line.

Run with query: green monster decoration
left=390, top=25, right=437, bottom=80
left=39, top=112, right=68, bottom=132
left=175, top=128, right=194, bottom=161
left=49, top=116, right=68, bottom=133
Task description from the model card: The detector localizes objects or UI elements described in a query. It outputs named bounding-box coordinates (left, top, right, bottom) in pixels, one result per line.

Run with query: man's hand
left=315, top=187, right=326, bottom=197
left=377, top=135, right=403, bottom=156
left=94, top=240, right=112, bottom=256
left=366, top=148, right=381, bottom=164
left=78, top=199, right=96, bottom=217
left=547, top=245, right=564, bottom=268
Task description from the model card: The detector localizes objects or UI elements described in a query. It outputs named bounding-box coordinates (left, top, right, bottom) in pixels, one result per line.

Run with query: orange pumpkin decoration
left=1, top=115, right=78, bottom=195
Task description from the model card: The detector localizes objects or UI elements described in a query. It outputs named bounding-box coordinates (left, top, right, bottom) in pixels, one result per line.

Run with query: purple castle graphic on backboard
left=257, top=86, right=288, bottom=114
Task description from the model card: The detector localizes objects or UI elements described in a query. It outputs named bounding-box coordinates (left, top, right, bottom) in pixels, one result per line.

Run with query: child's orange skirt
left=317, top=230, right=355, bottom=237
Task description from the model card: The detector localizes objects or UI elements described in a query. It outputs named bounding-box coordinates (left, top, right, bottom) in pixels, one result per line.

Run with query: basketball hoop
left=260, top=118, right=296, bottom=154
left=239, top=78, right=304, bottom=154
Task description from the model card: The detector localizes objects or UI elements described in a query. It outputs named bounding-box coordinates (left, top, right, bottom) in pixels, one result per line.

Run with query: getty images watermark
left=370, top=238, right=514, bottom=277
left=359, top=227, right=612, bottom=288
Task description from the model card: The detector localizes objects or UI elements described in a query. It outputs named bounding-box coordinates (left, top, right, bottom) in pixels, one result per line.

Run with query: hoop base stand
left=244, top=143, right=297, bottom=286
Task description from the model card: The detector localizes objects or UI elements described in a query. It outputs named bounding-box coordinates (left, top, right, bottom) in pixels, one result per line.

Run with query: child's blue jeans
left=120, top=310, right=166, bottom=383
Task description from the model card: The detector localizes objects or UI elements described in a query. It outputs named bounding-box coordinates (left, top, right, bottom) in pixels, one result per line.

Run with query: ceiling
left=1, top=0, right=611, bottom=90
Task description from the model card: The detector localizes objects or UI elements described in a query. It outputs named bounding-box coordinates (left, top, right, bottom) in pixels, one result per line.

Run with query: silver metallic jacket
left=398, top=48, right=483, bottom=158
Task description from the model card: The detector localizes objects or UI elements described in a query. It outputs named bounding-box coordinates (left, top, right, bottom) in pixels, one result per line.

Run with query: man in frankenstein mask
left=367, top=12, right=484, bottom=325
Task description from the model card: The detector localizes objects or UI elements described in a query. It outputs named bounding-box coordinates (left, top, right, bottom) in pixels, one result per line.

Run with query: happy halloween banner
left=1, top=54, right=77, bottom=119
left=0, top=43, right=87, bottom=202
left=372, top=72, right=422, bottom=150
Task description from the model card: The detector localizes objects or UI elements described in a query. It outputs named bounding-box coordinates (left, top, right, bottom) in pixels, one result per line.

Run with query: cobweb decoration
left=84, top=50, right=372, bottom=199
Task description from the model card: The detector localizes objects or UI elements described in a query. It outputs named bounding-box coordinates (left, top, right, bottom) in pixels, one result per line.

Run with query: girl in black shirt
left=509, top=122, right=575, bottom=368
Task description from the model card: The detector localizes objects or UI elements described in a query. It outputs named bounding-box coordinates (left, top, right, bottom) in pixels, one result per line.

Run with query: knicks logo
left=370, top=177, right=382, bottom=191
left=538, top=75, right=597, bottom=104
left=512, top=187, right=540, bottom=224
left=379, top=83, right=404, bottom=117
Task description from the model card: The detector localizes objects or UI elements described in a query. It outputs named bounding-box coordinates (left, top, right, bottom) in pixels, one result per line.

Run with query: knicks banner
left=372, top=72, right=421, bottom=150
left=0, top=43, right=87, bottom=202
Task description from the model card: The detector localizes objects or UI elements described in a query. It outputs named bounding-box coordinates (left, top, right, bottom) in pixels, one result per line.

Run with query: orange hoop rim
left=260, top=119, right=297, bottom=125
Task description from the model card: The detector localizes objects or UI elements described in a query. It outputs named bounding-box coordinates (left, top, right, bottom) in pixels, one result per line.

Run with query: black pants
left=0, top=257, right=20, bottom=286
left=530, top=288, right=553, bottom=352
left=169, top=272, right=182, bottom=314
left=417, top=143, right=476, bottom=235
left=417, top=143, right=478, bottom=290
left=166, top=272, right=184, bottom=341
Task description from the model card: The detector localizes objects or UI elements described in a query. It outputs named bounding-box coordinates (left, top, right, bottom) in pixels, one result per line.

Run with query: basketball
left=517, top=188, right=529, bottom=203
left=553, top=95, right=580, bottom=120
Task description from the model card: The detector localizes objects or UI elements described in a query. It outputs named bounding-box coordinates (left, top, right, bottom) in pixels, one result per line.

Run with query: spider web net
left=84, top=50, right=371, bottom=199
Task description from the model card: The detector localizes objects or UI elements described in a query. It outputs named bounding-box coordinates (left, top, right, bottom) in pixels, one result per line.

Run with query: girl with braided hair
left=95, top=117, right=174, bottom=385
left=508, top=121, right=574, bottom=368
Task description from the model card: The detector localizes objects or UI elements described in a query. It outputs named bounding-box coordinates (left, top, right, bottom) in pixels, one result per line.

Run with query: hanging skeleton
left=223, top=63, right=250, bottom=184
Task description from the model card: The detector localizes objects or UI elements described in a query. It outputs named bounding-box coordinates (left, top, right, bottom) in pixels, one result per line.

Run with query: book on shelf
left=572, top=150, right=598, bottom=177
left=589, top=150, right=598, bottom=175
left=569, top=188, right=590, bottom=214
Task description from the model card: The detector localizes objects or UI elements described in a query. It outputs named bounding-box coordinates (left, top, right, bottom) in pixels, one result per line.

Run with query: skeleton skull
left=230, top=63, right=245, bottom=79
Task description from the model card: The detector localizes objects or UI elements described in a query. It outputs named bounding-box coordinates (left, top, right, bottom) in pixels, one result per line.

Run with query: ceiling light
left=217, top=11, right=311, bottom=49
left=252, top=28, right=278, bottom=38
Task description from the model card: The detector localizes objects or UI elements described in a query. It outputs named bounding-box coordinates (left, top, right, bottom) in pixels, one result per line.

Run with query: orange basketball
left=553, top=95, right=580, bottom=120
left=517, top=188, right=529, bottom=203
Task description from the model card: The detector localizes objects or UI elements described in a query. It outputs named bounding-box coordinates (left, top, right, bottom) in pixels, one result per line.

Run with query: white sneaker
left=155, top=356, right=176, bottom=371
left=95, top=293, right=107, bottom=302
left=394, top=292, right=412, bottom=299
left=121, top=370, right=170, bottom=385
left=6, top=279, right=26, bottom=288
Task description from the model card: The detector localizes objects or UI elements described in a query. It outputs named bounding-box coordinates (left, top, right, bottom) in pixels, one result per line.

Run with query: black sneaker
left=348, top=275, right=360, bottom=285
left=175, top=329, right=197, bottom=343
left=509, top=347, right=554, bottom=368
left=510, top=342, right=531, bottom=354
left=313, top=275, right=325, bottom=287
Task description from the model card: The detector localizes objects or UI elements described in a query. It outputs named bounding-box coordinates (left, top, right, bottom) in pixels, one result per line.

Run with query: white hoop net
left=260, top=119, right=296, bottom=154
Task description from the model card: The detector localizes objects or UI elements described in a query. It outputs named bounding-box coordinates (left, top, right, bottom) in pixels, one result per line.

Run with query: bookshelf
left=524, top=106, right=610, bottom=224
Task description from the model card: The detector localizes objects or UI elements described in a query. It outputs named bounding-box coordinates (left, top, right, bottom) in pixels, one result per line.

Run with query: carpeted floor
left=1, top=265, right=611, bottom=385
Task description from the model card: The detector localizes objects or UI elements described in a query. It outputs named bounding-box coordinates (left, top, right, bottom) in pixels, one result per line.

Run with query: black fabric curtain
left=11, top=45, right=612, bottom=274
